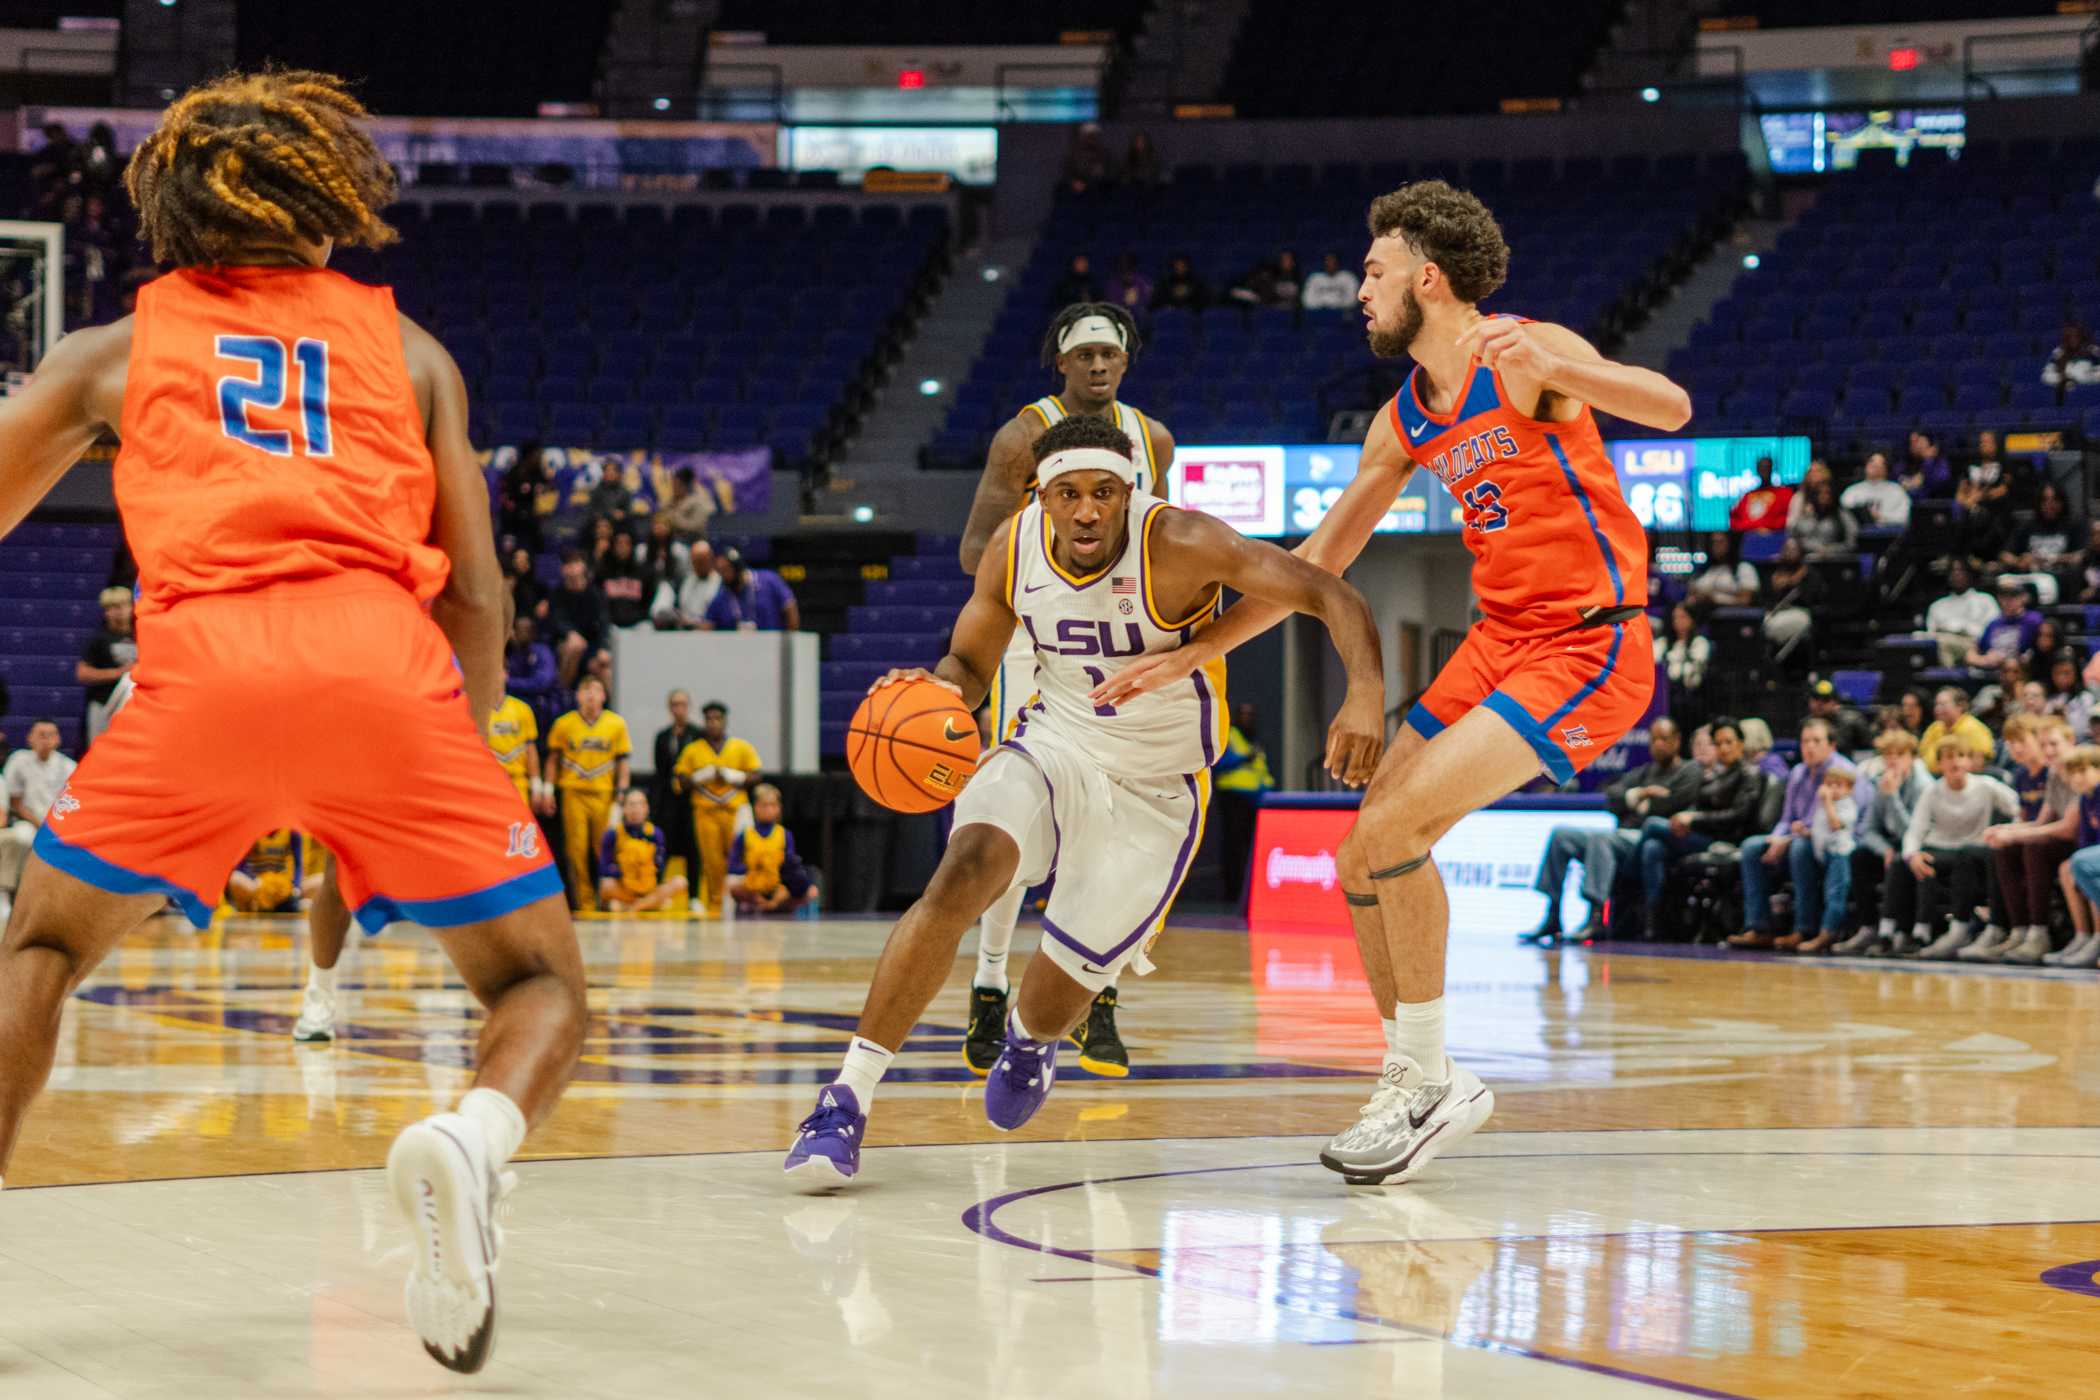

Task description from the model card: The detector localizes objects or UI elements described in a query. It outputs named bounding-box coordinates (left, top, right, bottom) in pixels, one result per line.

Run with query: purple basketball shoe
left=784, top=1084, right=865, bottom=1188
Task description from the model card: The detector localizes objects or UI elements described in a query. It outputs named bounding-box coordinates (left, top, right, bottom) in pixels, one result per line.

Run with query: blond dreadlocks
left=124, top=68, right=399, bottom=267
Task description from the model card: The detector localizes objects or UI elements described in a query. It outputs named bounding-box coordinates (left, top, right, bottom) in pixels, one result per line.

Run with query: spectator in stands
left=0, top=718, right=75, bottom=928
left=1227, top=254, right=1298, bottom=310
left=507, top=545, right=548, bottom=625
left=1972, top=714, right=2074, bottom=964
left=1841, top=451, right=1911, bottom=527
left=1688, top=723, right=1717, bottom=773
left=1729, top=718, right=1852, bottom=950
left=1900, top=429, right=1953, bottom=499
left=1834, top=729, right=1932, bottom=954
left=549, top=549, right=612, bottom=688
left=1788, top=476, right=1856, bottom=557
left=2041, top=321, right=2100, bottom=394
left=1728, top=457, right=1792, bottom=532
left=2002, top=481, right=2082, bottom=581
left=1635, top=718, right=1759, bottom=941
left=704, top=548, right=800, bottom=632
left=1120, top=130, right=1163, bottom=189
left=1898, top=688, right=1930, bottom=737
left=1952, top=474, right=2011, bottom=564
left=595, top=788, right=687, bottom=914
left=1808, top=679, right=1873, bottom=755
left=1925, top=560, right=1998, bottom=667
left=505, top=614, right=560, bottom=730
left=1214, top=702, right=1274, bottom=902
left=2046, top=654, right=2088, bottom=718
left=1688, top=531, right=1757, bottom=607
left=1061, top=123, right=1112, bottom=193
left=1269, top=250, right=1303, bottom=308
left=1152, top=254, right=1210, bottom=313
left=1106, top=252, right=1153, bottom=321
left=1785, top=461, right=1831, bottom=529
left=656, top=465, right=715, bottom=541
left=598, top=530, right=653, bottom=632
left=651, top=539, right=721, bottom=630
left=1967, top=430, right=2022, bottom=509
left=1920, top=686, right=1996, bottom=775
left=2026, top=617, right=2071, bottom=680
left=75, top=586, right=136, bottom=744
left=650, top=690, right=703, bottom=905
left=1301, top=252, right=1356, bottom=310
left=587, top=466, right=639, bottom=530
left=2052, top=748, right=2100, bottom=967
left=1656, top=603, right=1710, bottom=723
left=498, top=444, right=547, bottom=552
left=1051, top=253, right=1097, bottom=306
left=728, top=783, right=817, bottom=915
left=1788, top=766, right=1861, bottom=955
left=1871, top=739, right=2018, bottom=958
left=2076, top=522, right=2100, bottom=604
left=1739, top=717, right=1787, bottom=780
left=1759, top=539, right=1819, bottom=658
left=1972, top=657, right=2028, bottom=729
left=674, top=701, right=763, bottom=917
left=1526, top=716, right=1697, bottom=944
left=1966, top=577, right=2042, bottom=672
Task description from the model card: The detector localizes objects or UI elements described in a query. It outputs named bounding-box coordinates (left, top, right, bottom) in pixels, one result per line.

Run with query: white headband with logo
left=1057, top=314, right=1127, bottom=354
left=1037, top=447, right=1136, bottom=488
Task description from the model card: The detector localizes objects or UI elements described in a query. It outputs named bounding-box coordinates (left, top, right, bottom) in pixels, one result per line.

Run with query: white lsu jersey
left=1001, top=491, right=1226, bottom=779
left=988, top=398, right=1161, bottom=736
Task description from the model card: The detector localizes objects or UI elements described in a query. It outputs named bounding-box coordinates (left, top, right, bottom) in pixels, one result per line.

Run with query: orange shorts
left=35, top=576, right=559, bottom=930
left=1405, top=614, right=1654, bottom=783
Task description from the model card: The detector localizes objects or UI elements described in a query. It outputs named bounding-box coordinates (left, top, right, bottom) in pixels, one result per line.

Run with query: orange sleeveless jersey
left=115, top=266, right=448, bottom=614
left=1386, top=317, right=1648, bottom=635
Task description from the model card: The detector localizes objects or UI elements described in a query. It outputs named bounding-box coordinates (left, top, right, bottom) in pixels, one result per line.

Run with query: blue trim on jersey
left=1481, top=692, right=1576, bottom=785
left=32, top=824, right=215, bottom=928
left=1545, top=434, right=1626, bottom=606
left=1457, top=365, right=1503, bottom=421
left=352, top=862, right=564, bottom=933
left=1403, top=702, right=1447, bottom=741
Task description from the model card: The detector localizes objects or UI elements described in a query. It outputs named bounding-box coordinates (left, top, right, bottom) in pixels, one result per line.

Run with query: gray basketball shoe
left=1318, top=1056, right=1494, bottom=1186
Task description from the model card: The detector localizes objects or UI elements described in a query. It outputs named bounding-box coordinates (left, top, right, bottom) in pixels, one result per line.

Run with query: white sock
left=307, top=960, right=337, bottom=997
left=1911, top=923, right=1932, bottom=942
left=1380, top=1016, right=1400, bottom=1070
left=974, top=886, right=1022, bottom=991
left=1009, top=1009, right=1045, bottom=1045
left=836, top=1036, right=895, bottom=1107
left=1878, top=917, right=1896, bottom=937
left=1391, top=998, right=1446, bottom=1075
left=457, top=1086, right=526, bottom=1168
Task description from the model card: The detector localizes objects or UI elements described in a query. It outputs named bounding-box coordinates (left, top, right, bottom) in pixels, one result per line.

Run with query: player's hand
left=867, top=667, right=961, bottom=697
left=1324, top=690, right=1385, bottom=788
left=1907, top=852, right=1936, bottom=879
left=1456, top=316, right=1560, bottom=384
left=1088, top=648, right=1200, bottom=707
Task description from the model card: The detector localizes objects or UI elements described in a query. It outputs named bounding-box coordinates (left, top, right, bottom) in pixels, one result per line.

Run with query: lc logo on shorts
left=51, top=793, right=80, bottom=819
left=506, top=821, right=542, bottom=859
left=1561, top=725, right=1593, bottom=749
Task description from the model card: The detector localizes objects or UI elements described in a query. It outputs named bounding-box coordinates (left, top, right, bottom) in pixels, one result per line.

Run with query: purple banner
left=481, top=443, right=771, bottom=518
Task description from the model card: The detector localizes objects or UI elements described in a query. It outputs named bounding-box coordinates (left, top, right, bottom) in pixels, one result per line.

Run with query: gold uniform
left=674, top=735, right=762, bottom=915
left=548, top=708, right=632, bottom=912
left=487, top=695, right=539, bottom=802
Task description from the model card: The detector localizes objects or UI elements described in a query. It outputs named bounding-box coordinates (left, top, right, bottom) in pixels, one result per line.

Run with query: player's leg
left=964, top=883, right=1026, bottom=1074
left=694, top=805, right=732, bottom=916
left=785, top=746, right=1053, bottom=1187
left=0, top=860, right=168, bottom=1175
left=559, top=792, right=593, bottom=912
left=597, top=878, right=628, bottom=912
left=294, top=855, right=351, bottom=1043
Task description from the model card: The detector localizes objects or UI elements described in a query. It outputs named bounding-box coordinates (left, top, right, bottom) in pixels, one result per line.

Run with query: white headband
left=1037, top=447, right=1136, bottom=488
left=1057, top=314, right=1126, bottom=354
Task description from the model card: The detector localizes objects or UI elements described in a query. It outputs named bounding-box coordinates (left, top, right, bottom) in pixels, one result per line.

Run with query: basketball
left=846, top=678, right=980, bottom=814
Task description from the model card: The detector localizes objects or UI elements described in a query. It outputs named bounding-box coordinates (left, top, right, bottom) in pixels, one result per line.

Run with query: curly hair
left=1038, top=301, right=1142, bottom=369
left=125, top=68, right=399, bottom=267
left=1365, top=180, right=1509, bottom=305
left=1032, top=412, right=1133, bottom=464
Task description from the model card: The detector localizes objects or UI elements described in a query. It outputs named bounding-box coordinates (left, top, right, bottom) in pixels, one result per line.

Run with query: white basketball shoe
left=1319, top=1056, right=1493, bottom=1186
left=388, top=1112, right=512, bottom=1373
left=291, top=984, right=335, bottom=1042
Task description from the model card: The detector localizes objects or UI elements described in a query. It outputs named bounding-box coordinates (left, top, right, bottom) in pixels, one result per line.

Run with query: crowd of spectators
left=1048, top=246, right=1359, bottom=319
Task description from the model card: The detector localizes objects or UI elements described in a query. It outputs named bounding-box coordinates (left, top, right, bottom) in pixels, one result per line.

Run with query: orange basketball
left=846, top=678, right=981, bottom=813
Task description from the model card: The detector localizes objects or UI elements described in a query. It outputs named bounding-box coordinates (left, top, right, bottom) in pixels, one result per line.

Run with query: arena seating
left=1220, top=0, right=1623, bottom=118
left=709, top=1, right=1147, bottom=45
left=328, top=199, right=951, bottom=470
left=1675, top=138, right=2100, bottom=446
left=928, top=154, right=1745, bottom=468
left=1734, top=1, right=2067, bottom=24
left=819, top=535, right=967, bottom=755
left=0, top=520, right=120, bottom=755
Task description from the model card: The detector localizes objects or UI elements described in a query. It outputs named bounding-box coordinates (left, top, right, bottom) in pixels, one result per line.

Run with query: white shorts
left=952, top=723, right=1211, bottom=993
left=985, top=632, right=1036, bottom=742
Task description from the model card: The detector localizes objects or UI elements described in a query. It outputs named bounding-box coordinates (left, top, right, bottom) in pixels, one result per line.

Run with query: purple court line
left=960, top=1160, right=1755, bottom=1400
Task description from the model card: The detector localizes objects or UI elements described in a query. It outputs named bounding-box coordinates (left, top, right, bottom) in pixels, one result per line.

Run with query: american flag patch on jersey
left=1113, top=576, right=1136, bottom=594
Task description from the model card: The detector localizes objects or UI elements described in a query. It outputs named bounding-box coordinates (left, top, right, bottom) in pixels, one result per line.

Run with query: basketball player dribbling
left=1098, top=181, right=1693, bottom=1186
left=954, top=302, right=1175, bottom=1080
left=0, top=71, right=588, bottom=1370
left=784, top=415, right=1384, bottom=1187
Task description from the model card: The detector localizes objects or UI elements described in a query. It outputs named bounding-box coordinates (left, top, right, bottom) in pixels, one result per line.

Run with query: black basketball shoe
left=1069, top=988, right=1129, bottom=1078
left=963, top=984, right=1009, bottom=1077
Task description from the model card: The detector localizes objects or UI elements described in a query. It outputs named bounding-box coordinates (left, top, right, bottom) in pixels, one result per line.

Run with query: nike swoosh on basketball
left=1407, top=1085, right=1448, bottom=1129
left=942, top=717, right=972, bottom=742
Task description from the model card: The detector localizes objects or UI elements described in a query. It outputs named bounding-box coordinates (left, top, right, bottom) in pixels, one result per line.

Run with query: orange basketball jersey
left=1386, top=316, right=1647, bottom=635
left=115, top=265, right=448, bottom=614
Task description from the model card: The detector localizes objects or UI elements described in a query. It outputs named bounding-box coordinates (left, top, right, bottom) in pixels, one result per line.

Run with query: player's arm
left=1460, top=319, right=1692, bottom=431
left=877, top=518, right=1019, bottom=710
left=0, top=320, right=129, bottom=538
left=1155, top=509, right=1386, bottom=786
left=958, top=416, right=1037, bottom=573
left=1146, top=418, right=1176, bottom=500
left=1091, top=410, right=1413, bottom=706
left=402, top=314, right=505, bottom=729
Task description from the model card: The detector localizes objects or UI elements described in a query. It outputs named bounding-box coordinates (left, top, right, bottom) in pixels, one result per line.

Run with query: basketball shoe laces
left=1334, top=1064, right=1446, bottom=1149
left=796, top=1089, right=861, bottom=1145
left=410, top=1162, right=519, bottom=1360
